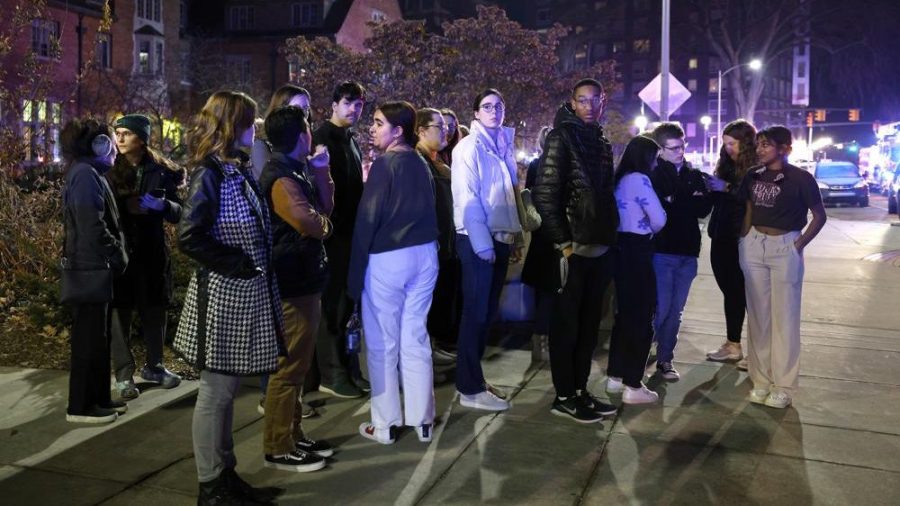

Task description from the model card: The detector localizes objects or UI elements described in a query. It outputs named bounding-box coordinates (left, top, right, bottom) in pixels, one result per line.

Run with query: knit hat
left=114, top=114, right=152, bottom=144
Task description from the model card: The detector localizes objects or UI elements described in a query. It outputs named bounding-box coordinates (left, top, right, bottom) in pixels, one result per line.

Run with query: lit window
left=709, top=78, right=719, bottom=93
left=138, top=40, right=151, bottom=74
left=612, top=41, right=624, bottom=54
left=633, top=39, right=650, bottom=54
left=689, top=58, right=698, bottom=69
left=21, top=99, right=62, bottom=163
left=687, top=79, right=697, bottom=91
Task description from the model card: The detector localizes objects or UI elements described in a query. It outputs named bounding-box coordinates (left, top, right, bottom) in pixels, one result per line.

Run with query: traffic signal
left=814, top=109, right=827, bottom=122
left=849, top=109, right=860, bottom=122
left=806, top=112, right=813, bottom=127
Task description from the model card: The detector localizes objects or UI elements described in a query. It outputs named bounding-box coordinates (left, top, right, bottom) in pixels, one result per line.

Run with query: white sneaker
left=736, top=358, right=749, bottom=371
left=459, top=390, right=510, bottom=411
left=706, top=342, right=743, bottom=362
left=749, top=388, right=769, bottom=405
left=415, top=424, right=433, bottom=443
left=622, top=384, right=659, bottom=405
left=606, top=376, right=624, bottom=394
left=764, top=391, right=792, bottom=409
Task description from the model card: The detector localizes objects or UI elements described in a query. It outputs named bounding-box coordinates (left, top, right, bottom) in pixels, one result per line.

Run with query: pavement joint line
left=94, top=452, right=196, bottom=505
left=574, top=410, right=619, bottom=506
left=796, top=373, right=900, bottom=388
left=412, top=362, right=545, bottom=505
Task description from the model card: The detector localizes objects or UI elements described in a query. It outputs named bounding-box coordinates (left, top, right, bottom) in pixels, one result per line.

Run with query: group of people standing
left=59, top=74, right=825, bottom=505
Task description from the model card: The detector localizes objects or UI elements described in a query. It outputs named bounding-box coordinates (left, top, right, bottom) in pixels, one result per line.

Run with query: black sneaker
left=264, top=450, right=326, bottom=473
left=550, top=397, right=603, bottom=424
left=578, top=390, right=618, bottom=416
left=101, top=399, right=128, bottom=414
left=65, top=406, right=118, bottom=424
left=220, top=467, right=282, bottom=503
left=295, top=436, right=334, bottom=458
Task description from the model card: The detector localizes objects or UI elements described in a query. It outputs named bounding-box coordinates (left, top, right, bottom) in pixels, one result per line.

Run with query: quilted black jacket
left=531, top=103, right=618, bottom=247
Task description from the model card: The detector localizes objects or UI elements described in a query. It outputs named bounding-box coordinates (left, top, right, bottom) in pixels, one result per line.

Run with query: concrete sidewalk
left=2, top=216, right=900, bottom=505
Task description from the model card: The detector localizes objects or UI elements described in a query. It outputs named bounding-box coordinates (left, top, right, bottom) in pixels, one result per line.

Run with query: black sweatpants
left=710, top=238, right=746, bottom=343
left=549, top=252, right=614, bottom=398
left=608, top=233, right=656, bottom=388
left=68, top=302, right=113, bottom=414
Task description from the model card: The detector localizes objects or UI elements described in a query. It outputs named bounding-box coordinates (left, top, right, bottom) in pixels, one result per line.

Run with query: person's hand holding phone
left=139, top=189, right=166, bottom=212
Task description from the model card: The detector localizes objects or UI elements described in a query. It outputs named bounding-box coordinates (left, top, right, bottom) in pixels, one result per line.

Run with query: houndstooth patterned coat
left=174, top=156, right=285, bottom=376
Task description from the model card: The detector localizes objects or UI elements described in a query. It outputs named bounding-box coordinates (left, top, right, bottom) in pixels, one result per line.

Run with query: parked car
left=814, top=161, right=869, bottom=207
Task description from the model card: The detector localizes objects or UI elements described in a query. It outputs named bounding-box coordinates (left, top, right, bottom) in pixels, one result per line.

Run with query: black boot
left=222, top=467, right=282, bottom=504
left=197, top=473, right=247, bottom=506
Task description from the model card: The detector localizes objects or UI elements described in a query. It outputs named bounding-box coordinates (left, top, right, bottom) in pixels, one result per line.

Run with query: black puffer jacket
left=531, top=103, right=618, bottom=247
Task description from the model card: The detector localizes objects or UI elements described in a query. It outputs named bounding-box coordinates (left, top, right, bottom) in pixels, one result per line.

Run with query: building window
left=21, top=99, right=62, bottom=163
left=137, top=0, right=162, bottom=23
left=138, top=40, right=151, bottom=74
left=180, top=0, right=188, bottom=30
left=612, top=41, right=624, bottom=54
left=31, top=19, right=60, bottom=59
left=689, top=57, right=698, bottom=69
left=226, top=55, right=253, bottom=86
left=709, top=78, right=719, bottom=93
left=536, top=7, right=551, bottom=23
left=97, top=33, right=112, bottom=69
left=371, top=9, right=386, bottom=22
left=633, top=39, right=650, bottom=54
left=292, top=2, right=322, bottom=27
left=229, top=6, right=256, bottom=30
left=686, top=122, right=696, bottom=138
left=687, top=79, right=697, bottom=91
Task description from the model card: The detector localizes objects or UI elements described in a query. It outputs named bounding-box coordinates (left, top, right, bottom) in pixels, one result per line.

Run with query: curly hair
left=187, top=91, right=257, bottom=167
left=715, top=119, right=758, bottom=184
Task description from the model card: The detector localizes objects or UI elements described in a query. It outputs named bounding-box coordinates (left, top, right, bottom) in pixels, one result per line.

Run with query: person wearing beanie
left=107, top=113, right=185, bottom=400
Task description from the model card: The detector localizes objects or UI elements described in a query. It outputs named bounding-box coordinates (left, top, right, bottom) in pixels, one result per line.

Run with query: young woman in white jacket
left=450, top=88, right=523, bottom=412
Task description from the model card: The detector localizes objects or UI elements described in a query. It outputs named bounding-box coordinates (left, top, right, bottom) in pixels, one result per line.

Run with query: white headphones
left=91, top=134, right=114, bottom=158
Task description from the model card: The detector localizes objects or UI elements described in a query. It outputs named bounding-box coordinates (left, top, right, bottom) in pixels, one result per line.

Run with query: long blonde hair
left=188, top=91, right=257, bottom=166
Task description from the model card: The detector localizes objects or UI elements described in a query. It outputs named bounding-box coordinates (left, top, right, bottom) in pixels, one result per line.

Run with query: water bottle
left=345, top=307, right=362, bottom=354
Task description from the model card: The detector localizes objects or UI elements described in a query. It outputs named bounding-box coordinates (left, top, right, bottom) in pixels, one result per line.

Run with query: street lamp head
left=749, top=59, right=763, bottom=71
left=634, top=115, right=648, bottom=131
left=700, top=115, right=712, bottom=127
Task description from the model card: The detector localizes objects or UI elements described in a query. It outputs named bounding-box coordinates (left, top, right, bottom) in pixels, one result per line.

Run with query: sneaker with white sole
left=764, top=391, right=792, bottom=409
left=622, top=384, right=659, bottom=405
left=749, top=388, right=769, bottom=405
left=459, top=390, right=510, bottom=411
left=115, top=380, right=140, bottom=400
left=706, top=341, right=743, bottom=362
left=263, top=450, right=325, bottom=473
left=358, top=422, right=395, bottom=445
left=66, top=406, right=118, bottom=424
left=606, top=376, right=624, bottom=394
left=550, top=397, right=603, bottom=424
left=656, top=362, right=680, bottom=381
left=577, top=390, right=618, bottom=416
left=415, top=424, right=433, bottom=442
left=140, top=364, right=181, bottom=389
left=736, top=358, right=748, bottom=371
left=295, top=436, right=334, bottom=458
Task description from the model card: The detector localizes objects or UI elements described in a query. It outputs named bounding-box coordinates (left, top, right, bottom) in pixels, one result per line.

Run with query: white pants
left=362, top=242, right=438, bottom=430
left=738, top=229, right=804, bottom=392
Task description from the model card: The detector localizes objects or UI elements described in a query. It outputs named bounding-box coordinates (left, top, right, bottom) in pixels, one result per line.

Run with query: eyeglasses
left=574, top=96, right=606, bottom=107
left=423, top=124, right=448, bottom=131
left=662, top=143, right=686, bottom=152
left=480, top=103, right=505, bottom=113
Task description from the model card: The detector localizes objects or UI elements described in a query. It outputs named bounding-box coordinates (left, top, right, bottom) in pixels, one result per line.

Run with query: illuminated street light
left=810, top=137, right=833, bottom=151
left=717, top=59, right=764, bottom=154
left=700, top=115, right=712, bottom=170
left=634, top=115, right=649, bottom=132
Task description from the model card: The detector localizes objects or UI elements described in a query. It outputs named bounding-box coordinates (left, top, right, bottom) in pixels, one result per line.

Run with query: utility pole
left=660, top=0, right=670, bottom=121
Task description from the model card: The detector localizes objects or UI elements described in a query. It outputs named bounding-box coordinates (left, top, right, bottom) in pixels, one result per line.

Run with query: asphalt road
left=825, top=193, right=900, bottom=223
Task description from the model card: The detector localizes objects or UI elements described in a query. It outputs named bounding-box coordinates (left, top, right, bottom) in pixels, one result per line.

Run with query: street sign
left=638, top=73, right=691, bottom=117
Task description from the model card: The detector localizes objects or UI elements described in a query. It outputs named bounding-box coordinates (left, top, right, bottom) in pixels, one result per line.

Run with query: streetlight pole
left=716, top=59, right=762, bottom=154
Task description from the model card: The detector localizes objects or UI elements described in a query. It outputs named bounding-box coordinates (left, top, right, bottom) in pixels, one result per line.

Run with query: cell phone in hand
left=149, top=188, right=165, bottom=199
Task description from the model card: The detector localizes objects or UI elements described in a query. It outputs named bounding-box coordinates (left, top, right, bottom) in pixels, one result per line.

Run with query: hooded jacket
left=531, top=103, right=618, bottom=249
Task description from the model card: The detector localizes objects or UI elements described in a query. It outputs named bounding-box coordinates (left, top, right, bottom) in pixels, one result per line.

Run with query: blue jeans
left=653, top=253, right=698, bottom=364
left=455, top=234, right=510, bottom=395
